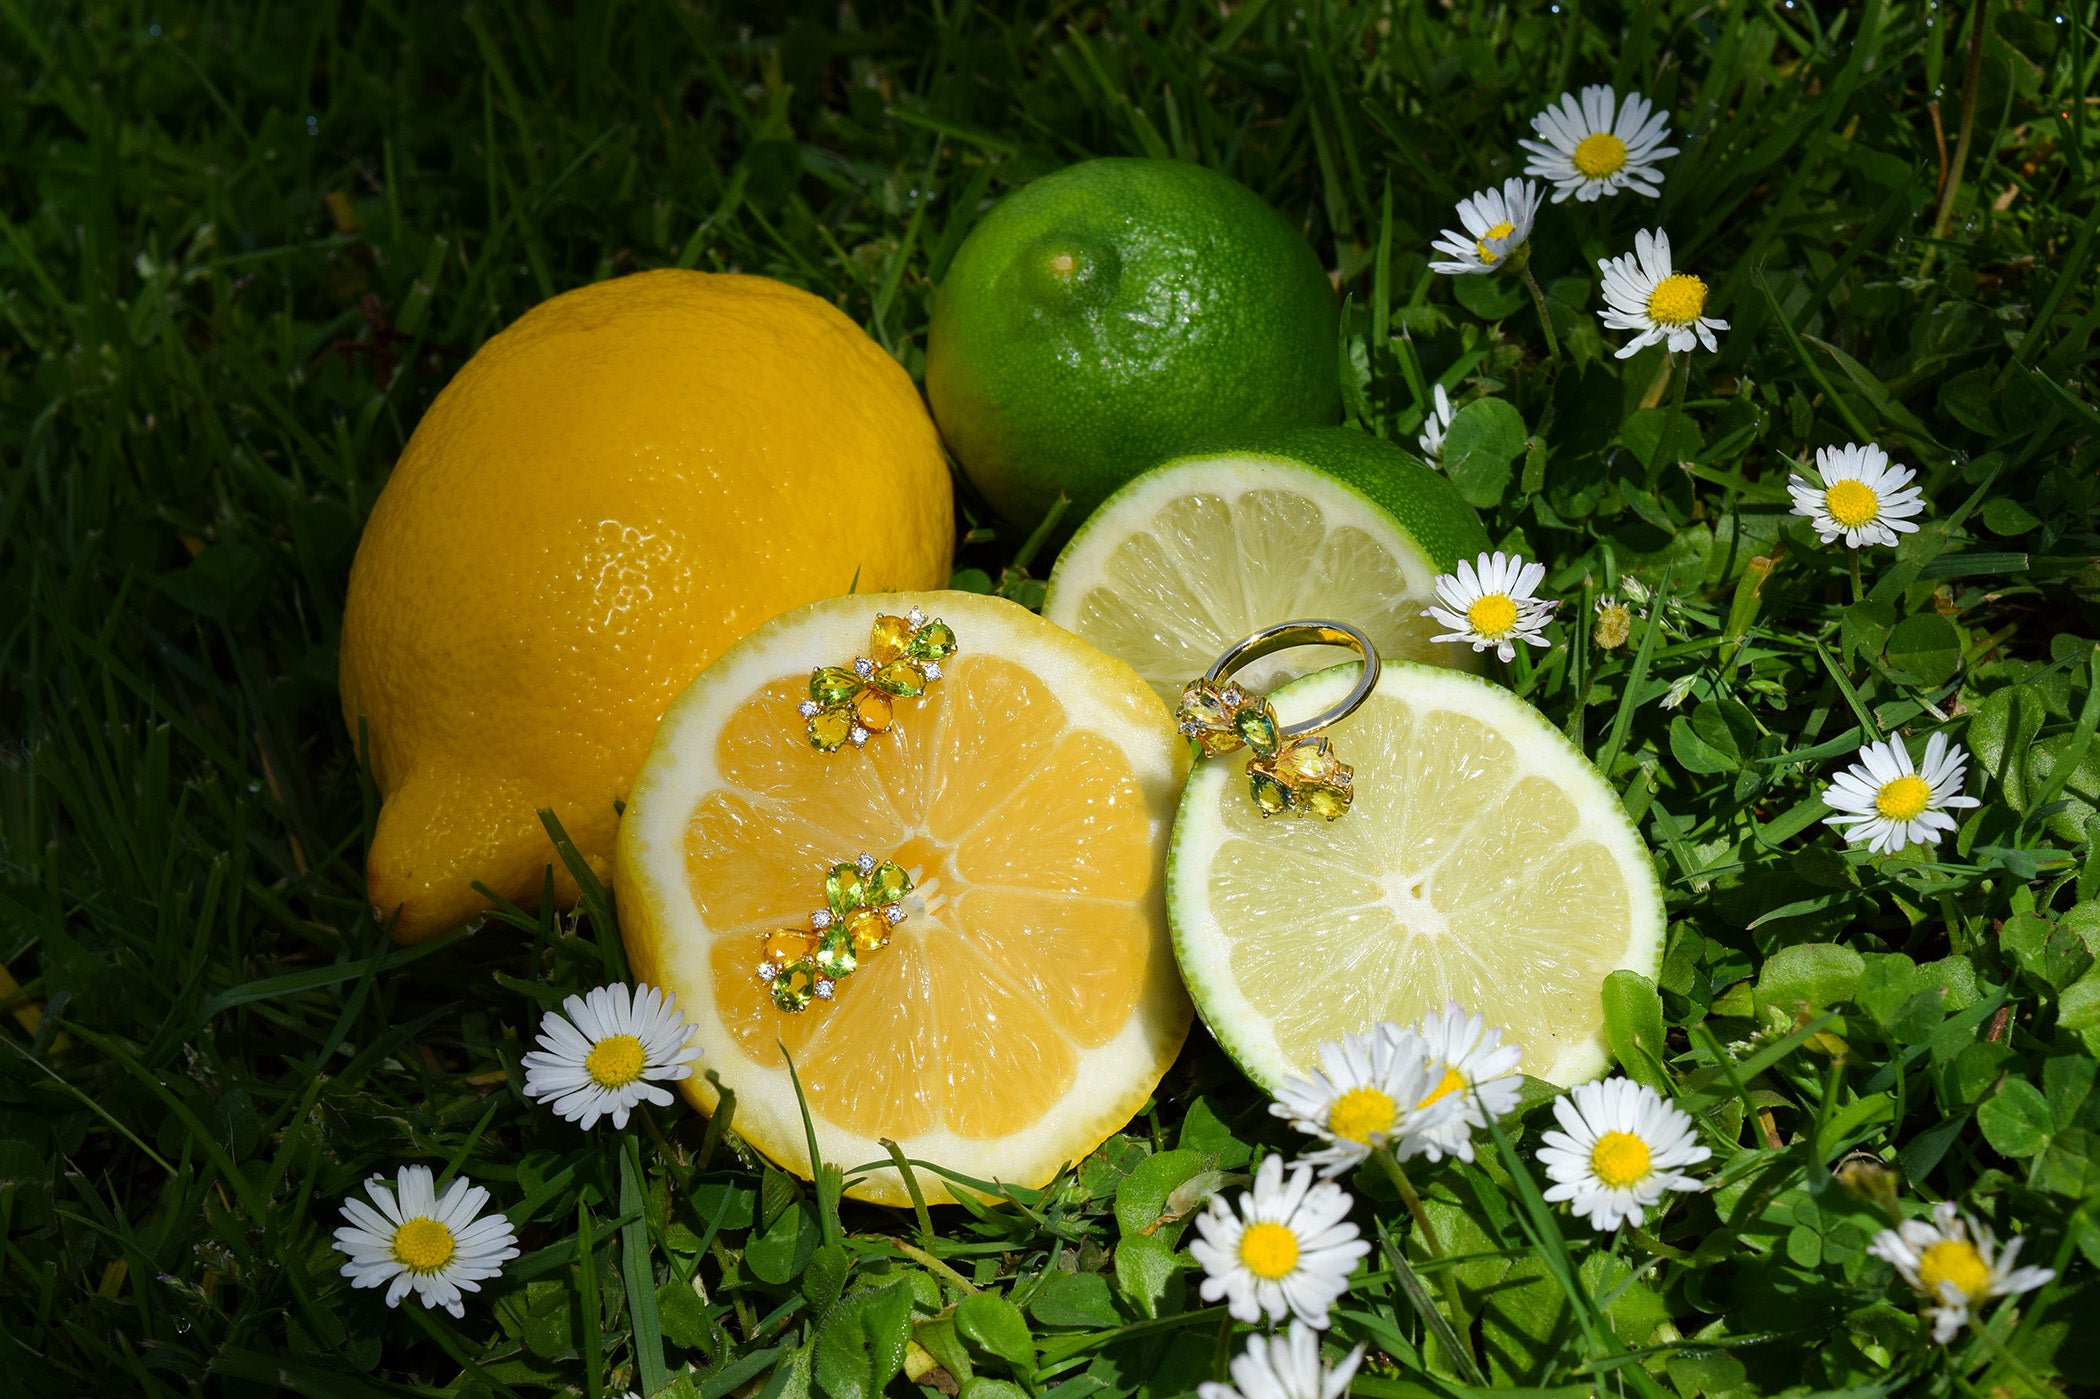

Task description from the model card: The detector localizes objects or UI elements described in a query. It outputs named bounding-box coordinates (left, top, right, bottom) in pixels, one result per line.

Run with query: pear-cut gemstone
left=853, top=687, right=894, bottom=732
left=871, top=658, right=924, bottom=697
left=1248, top=768, right=1292, bottom=816
left=869, top=614, right=916, bottom=664
left=869, top=861, right=911, bottom=905
left=1301, top=784, right=1351, bottom=820
left=1234, top=707, right=1280, bottom=758
left=763, top=928, right=816, bottom=966
left=814, top=927, right=858, bottom=979
left=771, top=962, right=818, bottom=1012
left=806, top=708, right=855, bottom=751
left=1277, top=737, right=1339, bottom=783
left=845, top=906, right=891, bottom=952
left=905, top=620, right=957, bottom=661
left=811, top=666, right=862, bottom=708
left=827, top=862, right=868, bottom=912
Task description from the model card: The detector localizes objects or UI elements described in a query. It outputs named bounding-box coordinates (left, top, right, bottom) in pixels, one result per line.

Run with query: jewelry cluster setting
left=1177, top=678, right=1355, bottom=821
left=798, top=606, right=958, bottom=752
left=756, top=852, right=913, bottom=1011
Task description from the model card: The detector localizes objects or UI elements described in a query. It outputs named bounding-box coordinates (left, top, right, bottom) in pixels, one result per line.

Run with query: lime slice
left=1042, top=428, right=1491, bottom=708
left=1168, top=661, right=1664, bottom=1089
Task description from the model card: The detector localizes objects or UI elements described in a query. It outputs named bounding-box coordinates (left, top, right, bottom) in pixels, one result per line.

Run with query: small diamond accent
left=1222, top=686, right=1242, bottom=705
left=853, top=657, right=875, bottom=678
left=906, top=606, right=926, bottom=627
left=849, top=725, right=868, bottom=746
left=883, top=904, right=907, bottom=924
left=922, top=662, right=941, bottom=681
left=814, top=978, right=836, bottom=1000
left=797, top=699, right=821, bottom=717
left=756, top=963, right=779, bottom=982
left=811, top=909, right=833, bottom=929
left=856, top=852, right=877, bottom=876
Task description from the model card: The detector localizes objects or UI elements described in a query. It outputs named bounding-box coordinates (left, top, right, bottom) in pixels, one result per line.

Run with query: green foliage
left=2, top=1, right=2099, bottom=1397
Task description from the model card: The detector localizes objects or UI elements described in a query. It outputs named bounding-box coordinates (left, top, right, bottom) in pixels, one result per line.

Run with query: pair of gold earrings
left=754, top=610, right=1377, bottom=1013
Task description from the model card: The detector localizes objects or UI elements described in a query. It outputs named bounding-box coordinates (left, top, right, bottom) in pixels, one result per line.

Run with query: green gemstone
left=905, top=620, right=957, bottom=661
left=827, top=862, right=869, bottom=913
left=869, top=861, right=912, bottom=905
left=870, top=658, right=925, bottom=697
left=772, top=962, right=818, bottom=1012
left=1234, top=707, right=1280, bottom=758
left=813, top=928, right=858, bottom=979
left=811, top=666, right=863, bottom=708
left=1249, top=768, right=1292, bottom=817
left=1302, top=784, right=1351, bottom=820
left=806, top=708, right=855, bottom=751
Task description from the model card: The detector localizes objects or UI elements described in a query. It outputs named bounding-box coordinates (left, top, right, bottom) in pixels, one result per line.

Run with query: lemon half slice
left=616, top=592, right=1190, bottom=1204
left=1169, top=662, right=1664, bottom=1089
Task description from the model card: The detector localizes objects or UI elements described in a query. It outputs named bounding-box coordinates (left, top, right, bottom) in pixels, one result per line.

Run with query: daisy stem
left=1374, top=1147, right=1476, bottom=1368
left=1848, top=548, right=1864, bottom=603
left=1518, top=264, right=1561, bottom=364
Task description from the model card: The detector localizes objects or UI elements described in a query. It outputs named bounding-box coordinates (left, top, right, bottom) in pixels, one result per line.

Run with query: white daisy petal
left=1869, top=1202, right=2054, bottom=1346
left=518, top=982, right=703, bottom=1134
left=1821, top=733, right=1979, bottom=855
left=332, top=1165, right=519, bottom=1316
left=1419, top=550, right=1555, bottom=659
left=1594, top=228, right=1725, bottom=362
left=1536, top=1078, right=1708, bottom=1232
left=1191, top=1155, right=1370, bottom=1329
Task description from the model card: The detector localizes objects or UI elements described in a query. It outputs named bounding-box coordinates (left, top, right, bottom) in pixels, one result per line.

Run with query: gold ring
left=1175, top=619, right=1379, bottom=821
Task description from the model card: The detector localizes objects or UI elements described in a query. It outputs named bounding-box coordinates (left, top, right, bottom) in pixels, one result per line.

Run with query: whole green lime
left=927, top=158, right=1341, bottom=528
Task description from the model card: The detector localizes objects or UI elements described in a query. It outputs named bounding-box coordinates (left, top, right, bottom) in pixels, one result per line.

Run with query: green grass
left=3, top=1, right=2099, bottom=1395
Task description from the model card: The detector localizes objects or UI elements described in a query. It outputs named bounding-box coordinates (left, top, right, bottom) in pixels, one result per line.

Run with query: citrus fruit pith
left=616, top=592, right=1191, bottom=1205
left=1169, top=662, right=1664, bottom=1090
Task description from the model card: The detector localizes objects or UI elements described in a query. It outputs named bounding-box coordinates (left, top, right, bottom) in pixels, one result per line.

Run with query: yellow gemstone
left=771, top=962, right=818, bottom=1012
left=853, top=687, right=894, bottom=732
left=845, top=906, right=891, bottom=953
left=764, top=928, right=816, bottom=966
left=1276, top=737, right=1338, bottom=784
left=811, top=666, right=863, bottom=708
left=827, top=862, right=868, bottom=912
left=871, top=658, right=925, bottom=697
left=1301, top=784, right=1351, bottom=821
left=905, top=620, right=956, bottom=661
left=806, top=708, right=855, bottom=751
left=814, top=927, right=858, bottom=979
left=869, top=614, right=916, bottom=664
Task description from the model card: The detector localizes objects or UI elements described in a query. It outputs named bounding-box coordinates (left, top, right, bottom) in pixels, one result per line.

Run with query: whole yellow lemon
left=341, top=270, right=953, bottom=943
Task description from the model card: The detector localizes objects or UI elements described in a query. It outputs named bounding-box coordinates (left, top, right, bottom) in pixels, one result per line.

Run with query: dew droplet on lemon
left=617, top=592, right=1190, bottom=1205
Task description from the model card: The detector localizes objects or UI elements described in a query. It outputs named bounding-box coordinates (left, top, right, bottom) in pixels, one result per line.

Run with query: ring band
left=1176, top=619, right=1378, bottom=821
left=1204, top=619, right=1380, bottom=740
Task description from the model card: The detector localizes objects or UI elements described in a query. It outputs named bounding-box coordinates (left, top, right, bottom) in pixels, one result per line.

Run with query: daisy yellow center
left=1418, top=1065, right=1467, bottom=1108
left=1466, top=593, right=1520, bottom=640
left=1474, top=220, right=1517, bottom=263
left=1238, top=1222, right=1301, bottom=1280
left=585, top=1033, right=647, bottom=1088
left=1824, top=478, right=1880, bottom=528
left=1917, top=1239, right=1991, bottom=1299
left=1645, top=273, right=1708, bottom=327
left=1572, top=131, right=1628, bottom=178
left=1590, top=1131, right=1653, bottom=1188
left=1328, top=1087, right=1398, bottom=1144
left=392, top=1217, right=456, bottom=1274
left=1875, top=774, right=1933, bottom=822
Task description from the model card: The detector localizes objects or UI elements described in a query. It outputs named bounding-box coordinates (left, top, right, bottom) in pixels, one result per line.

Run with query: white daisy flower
left=1537, top=1077, right=1709, bottom=1232
left=1417, top=383, right=1455, bottom=460
left=1190, top=1153, right=1370, bottom=1329
left=1199, top=1322, right=1365, bottom=1399
left=332, top=1165, right=520, bottom=1318
left=1422, top=551, right=1558, bottom=662
left=520, top=982, right=702, bottom=1131
left=1785, top=443, right=1928, bottom=550
left=1821, top=732, right=1981, bottom=856
left=1519, top=85, right=1678, bottom=203
left=1429, top=178, right=1543, bottom=276
left=1597, top=229, right=1727, bottom=359
left=1868, top=1200, right=2056, bottom=1345
left=1269, top=1024, right=1463, bottom=1178
left=1403, top=1002, right=1525, bottom=1164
